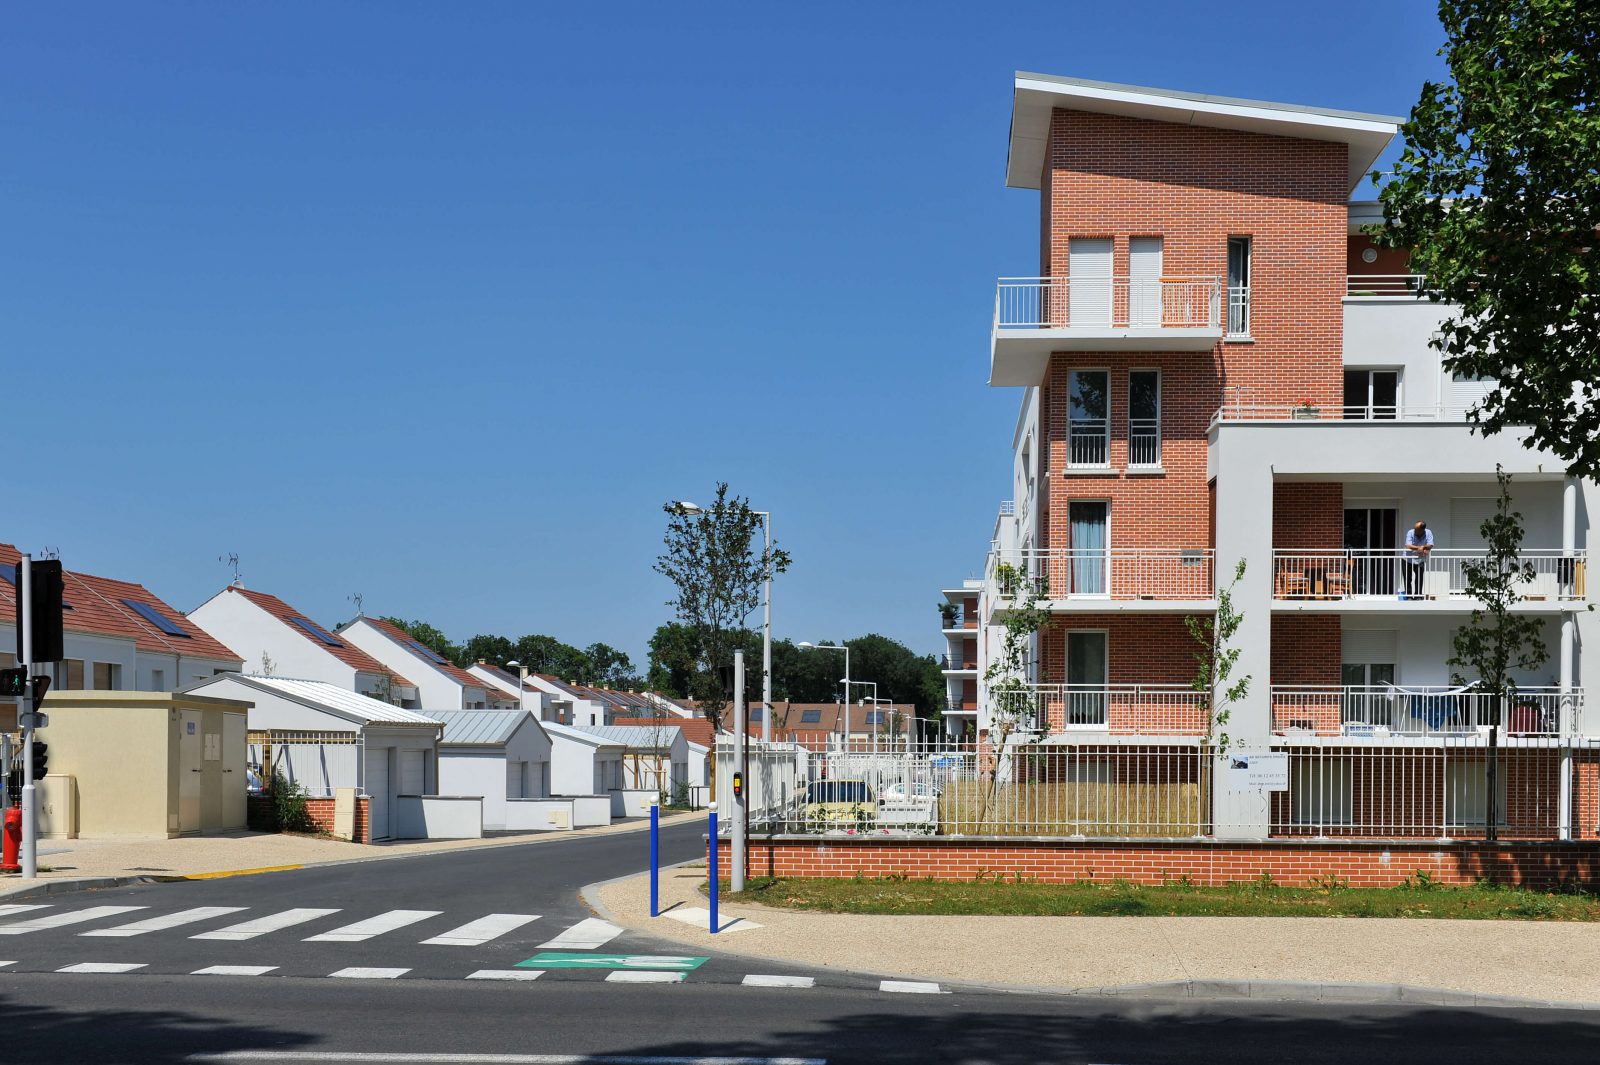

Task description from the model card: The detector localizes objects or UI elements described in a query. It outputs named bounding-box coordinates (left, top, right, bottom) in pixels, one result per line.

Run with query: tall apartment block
left=967, top=73, right=1598, bottom=841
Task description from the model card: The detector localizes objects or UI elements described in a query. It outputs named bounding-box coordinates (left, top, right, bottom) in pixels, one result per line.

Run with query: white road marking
left=193, top=908, right=340, bottom=941
left=465, top=969, right=545, bottom=981
left=0, top=961, right=14, bottom=969
left=328, top=967, right=409, bottom=979
left=0, top=904, right=51, bottom=919
left=537, top=917, right=623, bottom=950
left=305, top=909, right=442, bottom=943
left=193, top=965, right=279, bottom=977
left=662, top=906, right=761, bottom=932
left=83, top=906, right=248, bottom=937
left=605, top=970, right=685, bottom=984
left=422, top=913, right=540, bottom=946
left=742, top=974, right=814, bottom=988
left=0, top=905, right=146, bottom=935
left=879, top=979, right=945, bottom=994
left=187, top=1052, right=828, bottom=1064
left=57, top=962, right=148, bottom=974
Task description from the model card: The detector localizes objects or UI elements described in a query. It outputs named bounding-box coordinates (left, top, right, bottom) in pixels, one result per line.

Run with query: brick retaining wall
left=717, top=836, right=1600, bottom=889
left=247, top=793, right=370, bottom=844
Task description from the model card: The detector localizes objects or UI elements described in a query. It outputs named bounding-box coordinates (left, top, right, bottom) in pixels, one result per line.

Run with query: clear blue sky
left=2, top=2, right=1449, bottom=670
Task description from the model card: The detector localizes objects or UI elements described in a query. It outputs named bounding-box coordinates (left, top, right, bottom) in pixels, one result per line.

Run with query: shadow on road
left=0, top=992, right=318, bottom=1065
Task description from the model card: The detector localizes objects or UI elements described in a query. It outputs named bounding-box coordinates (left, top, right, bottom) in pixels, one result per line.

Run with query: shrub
left=271, top=770, right=315, bottom=834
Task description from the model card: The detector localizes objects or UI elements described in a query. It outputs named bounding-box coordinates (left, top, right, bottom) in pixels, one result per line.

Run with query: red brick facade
left=247, top=794, right=370, bottom=844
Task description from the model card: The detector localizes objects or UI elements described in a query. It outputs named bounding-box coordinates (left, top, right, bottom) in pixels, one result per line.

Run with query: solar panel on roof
left=289, top=616, right=344, bottom=647
left=406, top=639, right=448, bottom=665
left=122, top=598, right=191, bottom=638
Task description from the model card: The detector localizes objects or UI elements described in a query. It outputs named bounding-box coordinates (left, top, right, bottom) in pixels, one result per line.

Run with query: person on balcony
left=1403, top=520, right=1433, bottom=598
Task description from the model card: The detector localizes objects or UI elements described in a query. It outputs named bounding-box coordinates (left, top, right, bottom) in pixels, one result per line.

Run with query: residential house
left=428, top=710, right=552, bottom=831
left=1, top=545, right=243, bottom=730
left=544, top=720, right=625, bottom=798
left=336, top=616, right=510, bottom=710
left=188, top=585, right=416, bottom=706
left=526, top=674, right=611, bottom=726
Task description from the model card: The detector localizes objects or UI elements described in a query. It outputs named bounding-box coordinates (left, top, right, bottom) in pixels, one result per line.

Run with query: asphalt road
left=3, top=820, right=1600, bottom=1064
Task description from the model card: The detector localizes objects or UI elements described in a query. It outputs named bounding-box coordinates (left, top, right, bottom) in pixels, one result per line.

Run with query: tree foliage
left=1186, top=559, right=1251, bottom=756
left=1377, top=0, right=1600, bottom=476
left=386, top=620, right=642, bottom=688
left=653, top=483, right=790, bottom=732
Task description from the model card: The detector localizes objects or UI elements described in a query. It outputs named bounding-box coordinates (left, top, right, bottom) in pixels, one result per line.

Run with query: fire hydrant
left=1, top=806, right=21, bottom=874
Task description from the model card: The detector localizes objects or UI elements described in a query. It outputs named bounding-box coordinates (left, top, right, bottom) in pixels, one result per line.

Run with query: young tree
left=1377, top=0, right=1600, bottom=477
left=1449, top=466, right=1549, bottom=840
left=653, top=483, right=790, bottom=733
left=1186, top=559, right=1251, bottom=757
left=980, top=561, right=1051, bottom=819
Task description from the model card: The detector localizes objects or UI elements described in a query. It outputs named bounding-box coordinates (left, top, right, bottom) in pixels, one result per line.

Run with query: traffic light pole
left=20, top=554, right=37, bottom=880
left=731, top=650, right=746, bottom=893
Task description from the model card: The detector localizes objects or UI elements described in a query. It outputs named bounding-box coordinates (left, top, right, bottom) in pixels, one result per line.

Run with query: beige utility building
left=36, top=691, right=250, bottom=838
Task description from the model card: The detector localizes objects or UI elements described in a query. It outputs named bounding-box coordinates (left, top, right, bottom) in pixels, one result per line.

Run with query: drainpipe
left=1559, top=476, right=1578, bottom=840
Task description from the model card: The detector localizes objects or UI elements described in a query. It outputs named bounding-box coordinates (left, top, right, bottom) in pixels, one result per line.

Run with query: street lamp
left=798, top=641, right=850, bottom=744
left=506, top=659, right=529, bottom=713
left=672, top=499, right=774, bottom=744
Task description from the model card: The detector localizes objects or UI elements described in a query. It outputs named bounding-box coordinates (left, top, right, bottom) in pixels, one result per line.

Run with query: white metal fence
left=1346, top=273, right=1429, bottom=296
left=995, top=277, right=1221, bottom=330
left=1273, top=685, right=1582, bottom=737
left=989, top=548, right=1215, bottom=601
left=249, top=729, right=362, bottom=798
left=1272, top=548, right=1585, bottom=602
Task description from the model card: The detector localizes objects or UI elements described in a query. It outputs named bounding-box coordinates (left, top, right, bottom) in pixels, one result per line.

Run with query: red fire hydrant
left=1, top=806, right=21, bottom=873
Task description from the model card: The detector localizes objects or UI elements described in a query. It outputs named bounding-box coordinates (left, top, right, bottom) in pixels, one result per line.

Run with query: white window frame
left=1127, top=368, right=1162, bottom=469
left=1062, top=628, right=1110, bottom=730
left=1066, top=368, right=1111, bottom=470
left=1226, top=236, right=1252, bottom=339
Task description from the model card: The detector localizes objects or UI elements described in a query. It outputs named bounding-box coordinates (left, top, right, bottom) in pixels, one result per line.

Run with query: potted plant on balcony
left=1292, top=397, right=1320, bottom=420
left=938, top=601, right=959, bottom=627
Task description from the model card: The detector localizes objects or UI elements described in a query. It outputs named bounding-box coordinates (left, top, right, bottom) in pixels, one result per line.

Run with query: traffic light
left=30, top=741, right=47, bottom=781
left=0, top=668, right=25, bottom=698
left=731, top=771, right=744, bottom=800
left=14, top=559, right=65, bottom=664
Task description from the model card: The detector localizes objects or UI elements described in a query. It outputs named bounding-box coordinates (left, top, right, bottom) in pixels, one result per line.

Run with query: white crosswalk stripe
left=0, top=905, right=146, bottom=935
left=193, top=909, right=341, bottom=941
left=82, top=907, right=248, bottom=938
left=879, top=979, right=946, bottom=994
left=606, top=970, right=684, bottom=983
left=57, top=962, right=147, bottom=974
left=193, top=965, right=278, bottom=977
left=305, top=910, right=441, bottom=943
left=328, top=967, right=409, bottom=979
left=0, top=904, right=51, bottom=920
left=422, top=913, right=540, bottom=946
left=743, top=974, right=815, bottom=988
left=465, top=969, right=544, bottom=981
left=537, top=917, right=622, bottom=950
left=0, top=961, right=14, bottom=969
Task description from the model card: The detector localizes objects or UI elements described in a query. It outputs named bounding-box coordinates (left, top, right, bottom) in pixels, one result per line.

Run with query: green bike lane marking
left=516, top=952, right=708, bottom=971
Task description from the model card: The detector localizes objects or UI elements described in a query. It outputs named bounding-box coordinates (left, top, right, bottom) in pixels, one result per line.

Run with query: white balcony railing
left=1346, top=274, right=1429, bottom=297
left=1273, top=685, right=1582, bottom=738
left=989, top=548, right=1215, bottom=602
left=1128, top=417, right=1160, bottom=467
left=1226, top=284, right=1251, bottom=336
left=1272, top=549, right=1586, bottom=603
left=995, top=277, right=1222, bottom=331
left=990, top=684, right=1208, bottom=734
left=1213, top=403, right=1474, bottom=425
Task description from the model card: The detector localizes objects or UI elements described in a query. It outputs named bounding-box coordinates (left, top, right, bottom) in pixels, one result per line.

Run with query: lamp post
left=798, top=641, right=850, bottom=745
left=506, top=659, right=529, bottom=713
left=673, top=499, right=774, bottom=743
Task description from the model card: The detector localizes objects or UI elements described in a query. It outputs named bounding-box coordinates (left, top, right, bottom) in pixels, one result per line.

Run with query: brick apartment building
left=951, top=72, right=1600, bottom=845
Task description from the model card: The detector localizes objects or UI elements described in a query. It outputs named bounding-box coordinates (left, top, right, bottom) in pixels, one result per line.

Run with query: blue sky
left=2, top=2, right=1449, bottom=669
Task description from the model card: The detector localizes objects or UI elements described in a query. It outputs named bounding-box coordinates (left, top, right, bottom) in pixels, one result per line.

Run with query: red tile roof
left=0, top=543, right=242, bottom=663
left=611, top=715, right=717, bottom=749
left=221, top=586, right=408, bottom=683
left=359, top=616, right=486, bottom=691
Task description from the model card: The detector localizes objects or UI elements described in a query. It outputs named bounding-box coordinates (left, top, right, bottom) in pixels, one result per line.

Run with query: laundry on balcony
left=1386, top=684, right=1472, bottom=731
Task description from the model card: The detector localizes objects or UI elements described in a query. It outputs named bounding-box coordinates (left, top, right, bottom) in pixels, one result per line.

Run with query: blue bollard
left=649, top=804, right=659, bottom=918
left=708, top=810, right=719, bottom=934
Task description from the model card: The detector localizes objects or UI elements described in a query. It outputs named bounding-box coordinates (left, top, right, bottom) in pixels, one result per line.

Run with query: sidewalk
left=1, top=811, right=696, bottom=900
left=597, top=864, right=1600, bottom=1007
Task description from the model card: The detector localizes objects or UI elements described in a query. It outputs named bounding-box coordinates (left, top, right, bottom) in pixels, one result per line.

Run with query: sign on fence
left=1226, top=750, right=1288, bottom=791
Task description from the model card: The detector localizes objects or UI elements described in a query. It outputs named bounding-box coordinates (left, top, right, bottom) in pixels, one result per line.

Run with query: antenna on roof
left=349, top=591, right=364, bottom=617
left=39, top=546, right=59, bottom=560
left=219, top=553, right=241, bottom=586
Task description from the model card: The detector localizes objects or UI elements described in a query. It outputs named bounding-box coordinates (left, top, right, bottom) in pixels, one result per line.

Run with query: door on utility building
left=178, top=710, right=203, bottom=833
left=505, top=759, right=526, bottom=799
left=1345, top=506, right=1398, bottom=595
left=367, top=749, right=392, bottom=841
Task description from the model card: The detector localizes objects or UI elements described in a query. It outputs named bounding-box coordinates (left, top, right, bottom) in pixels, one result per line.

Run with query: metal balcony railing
left=989, top=684, right=1208, bottom=734
left=1068, top=419, right=1109, bottom=466
left=995, top=277, right=1222, bottom=331
left=1226, top=285, right=1251, bottom=336
left=988, top=548, right=1216, bottom=601
left=1272, top=549, right=1586, bottom=603
left=939, top=653, right=978, bottom=671
left=1212, top=402, right=1474, bottom=424
left=1272, top=685, right=1582, bottom=737
left=1128, top=417, right=1160, bottom=467
left=1346, top=274, right=1429, bottom=296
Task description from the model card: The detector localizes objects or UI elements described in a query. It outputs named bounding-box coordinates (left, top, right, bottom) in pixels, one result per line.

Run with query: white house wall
left=189, top=594, right=358, bottom=689
left=1341, top=614, right=1567, bottom=689
left=338, top=621, right=464, bottom=709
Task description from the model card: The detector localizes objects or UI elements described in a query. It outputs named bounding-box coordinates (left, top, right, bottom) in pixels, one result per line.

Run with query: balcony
left=1213, top=402, right=1473, bottom=426
left=988, top=549, right=1216, bottom=609
left=1346, top=273, right=1429, bottom=297
left=990, top=684, right=1206, bottom=734
left=1272, top=549, right=1585, bottom=609
left=940, top=653, right=978, bottom=673
left=1272, top=685, right=1582, bottom=738
left=990, top=276, right=1224, bottom=385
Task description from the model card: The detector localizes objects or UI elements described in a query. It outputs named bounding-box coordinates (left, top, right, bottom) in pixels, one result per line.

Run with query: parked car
left=881, top=780, right=942, bottom=801
left=802, top=779, right=875, bottom=827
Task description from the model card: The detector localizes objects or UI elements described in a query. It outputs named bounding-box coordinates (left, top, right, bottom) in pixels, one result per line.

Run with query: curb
left=0, top=875, right=156, bottom=902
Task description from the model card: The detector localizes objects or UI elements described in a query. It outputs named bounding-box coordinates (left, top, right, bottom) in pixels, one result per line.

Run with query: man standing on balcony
left=1403, top=520, right=1433, bottom=599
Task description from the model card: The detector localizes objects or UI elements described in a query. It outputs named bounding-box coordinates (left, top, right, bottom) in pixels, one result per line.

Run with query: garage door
left=398, top=749, right=426, bottom=797
left=367, top=749, right=391, bottom=842
left=506, top=760, right=526, bottom=799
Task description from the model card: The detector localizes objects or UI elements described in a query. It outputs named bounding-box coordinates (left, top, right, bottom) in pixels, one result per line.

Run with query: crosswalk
left=0, top=900, right=953, bottom=995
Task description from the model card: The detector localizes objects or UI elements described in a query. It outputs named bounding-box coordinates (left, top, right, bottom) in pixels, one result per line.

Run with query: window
left=1227, top=237, right=1252, bottom=337
left=150, top=669, right=166, bottom=691
left=800, top=709, right=822, bottom=724
left=1066, top=502, right=1109, bottom=596
left=749, top=708, right=763, bottom=722
left=1446, top=762, right=1507, bottom=827
left=1068, top=238, right=1113, bottom=326
left=1290, top=758, right=1353, bottom=826
left=1067, top=370, right=1109, bottom=467
left=1064, top=630, right=1108, bottom=726
left=1343, top=369, right=1400, bottom=419
left=1128, top=237, right=1164, bottom=327
left=1128, top=370, right=1161, bottom=467
left=92, top=662, right=122, bottom=690
left=864, top=710, right=885, bottom=725
left=56, top=659, right=85, bottom=691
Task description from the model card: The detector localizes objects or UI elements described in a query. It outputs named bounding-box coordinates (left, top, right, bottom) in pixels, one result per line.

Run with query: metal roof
left=544, top=721, right=626, bottom=749
left=576, top=724, right=683, bottom=750
left=427, top=710, right=534, bottom=746
left=198, top=674, right=443, bottom=727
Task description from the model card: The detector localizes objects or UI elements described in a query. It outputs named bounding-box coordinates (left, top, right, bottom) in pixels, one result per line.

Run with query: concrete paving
left=598, top=863, right=1600, bottom=1006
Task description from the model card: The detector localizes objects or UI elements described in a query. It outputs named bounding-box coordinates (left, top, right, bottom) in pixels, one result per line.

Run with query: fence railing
left=1227, top=284, right=1251, bottom=335
left=1272, top=685, right=1582, bottom=737
left=1128, top=417, right=1160, bottom=467
left=995, top=277, right=1222, bottom=330
left=989, top=548, right=1216, bottom=601
left=990, top=684, right=1208, bottom=734
left=1272, top=548, right=1586, bottom=602
left=1346, top=274, right=1429, bottom=297
left=1213, top=402, right=1474, bottom=424
left=248, top=729, right=363, bottom=798
left=1270, top=737, right=1567, bottom=839
left=939, top=653, right=978, bottom=671
left=1068, top=419, right=1109, bottom=466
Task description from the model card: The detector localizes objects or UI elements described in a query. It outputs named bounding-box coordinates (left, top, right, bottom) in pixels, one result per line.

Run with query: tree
left=510, top=634, right=591, bottom=681
left=581, top=642, right=641, bottom=688
left=460, top=634, right=515, bottom=669
left=653, top=484, right=790, bottom=733
left=1186, top=559, right=1251, bottom=757
left=382, top=617, right=462, bottom=666
left=1376, top=1, right=1600, bottom=477
left=1449, top=466, right=1550, bottom=840
left=980, top=561, right=1051, bottom=819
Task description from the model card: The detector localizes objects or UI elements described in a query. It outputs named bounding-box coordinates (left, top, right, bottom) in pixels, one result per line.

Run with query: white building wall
left=189, top=592, right=358, bottom=689
left=338, top=619, right=464, bottom=709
